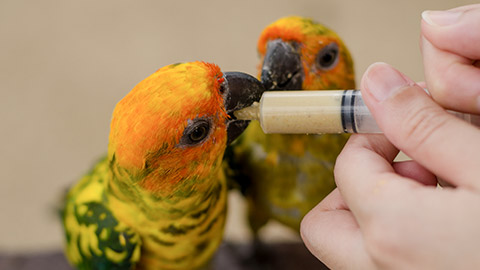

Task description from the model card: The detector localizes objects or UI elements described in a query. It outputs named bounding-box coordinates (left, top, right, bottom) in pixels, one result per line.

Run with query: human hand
left=421, top=4, right=480, bottom=114
left=301, top=59, right=480, bottom=268
left=300, top=6, right=480, bottom=268
left=300, top=7, right=480, bottom=269
left=301, top=60, right=480, bottom=269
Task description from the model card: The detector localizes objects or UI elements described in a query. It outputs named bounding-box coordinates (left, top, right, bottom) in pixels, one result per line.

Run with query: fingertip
left=300, top=211, right=314, bottom=250
left=300, top=200, right=320, bottom=238
left=421, top=10, right=461, bottom=27
left=300, top=189, right=344, bottom=241
left=300, top=200, right=328, bottom=260
left=300, top=205, right=367, bottom=269
left=421, top=10, right=434, bottom=26
left=361, top=62, right=415, bottom=103
left=421, top=6, right=480, bottom=59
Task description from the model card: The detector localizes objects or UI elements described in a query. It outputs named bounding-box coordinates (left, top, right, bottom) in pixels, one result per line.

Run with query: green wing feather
left=62, top=157, right=141, bottom=270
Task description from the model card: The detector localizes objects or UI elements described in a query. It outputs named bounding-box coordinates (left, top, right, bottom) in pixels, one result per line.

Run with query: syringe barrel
left=259, top=90, right=345, bottom=134
left=259, top=90, right=480, bottom=134
left=341, top=90, right=381, bottom=133
left=259, top=90, right=381, bottom=134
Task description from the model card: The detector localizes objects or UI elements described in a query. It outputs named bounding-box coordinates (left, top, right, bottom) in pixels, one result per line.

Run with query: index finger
left=421, top=6, right=480, bottom=113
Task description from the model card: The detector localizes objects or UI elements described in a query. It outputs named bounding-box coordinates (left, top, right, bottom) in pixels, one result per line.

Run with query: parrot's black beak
left=261, top=39, right=304, bottom=90
left=223, top=72, right=265, bottom=145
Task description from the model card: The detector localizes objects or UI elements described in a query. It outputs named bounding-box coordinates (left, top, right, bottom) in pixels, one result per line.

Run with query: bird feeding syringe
left=234, top=90, right=480, bottom=134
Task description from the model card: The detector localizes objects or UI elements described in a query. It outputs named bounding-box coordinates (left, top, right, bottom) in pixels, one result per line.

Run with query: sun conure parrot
left=225, top=16, right=356, bottom=234
left=61, top=61, right=264, bottom=270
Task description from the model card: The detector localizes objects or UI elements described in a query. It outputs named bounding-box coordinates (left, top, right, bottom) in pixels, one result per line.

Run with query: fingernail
left=364, top=63, right=411, bottom=102
left=422, top=10, right=461, bottom=26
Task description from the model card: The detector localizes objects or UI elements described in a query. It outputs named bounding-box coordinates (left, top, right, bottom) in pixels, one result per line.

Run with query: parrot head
left=257, top=16, right=355, bottom=90
left=107, top=62, right=264, bottom=195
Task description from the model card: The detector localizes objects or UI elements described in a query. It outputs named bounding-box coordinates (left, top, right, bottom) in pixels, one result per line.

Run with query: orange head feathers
left=106, top=62, right=264, bottom=195
left=109, top=62, right=226, bottom=168
left=258, top=16, right=355, bottom=90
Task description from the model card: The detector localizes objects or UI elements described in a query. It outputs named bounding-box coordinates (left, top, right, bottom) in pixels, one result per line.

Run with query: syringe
left=234, top=90, right=480, bottom=134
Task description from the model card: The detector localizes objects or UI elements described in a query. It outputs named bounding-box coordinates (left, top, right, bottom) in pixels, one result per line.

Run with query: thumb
left=361, top=62, right=480, bottom=190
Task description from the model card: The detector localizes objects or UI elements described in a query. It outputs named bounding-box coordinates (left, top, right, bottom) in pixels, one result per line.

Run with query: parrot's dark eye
left=180, top=119, right=211, bottom=146
left=316, top=43, right=339, bottom=71
left=189, top=124, right=208, bottom=142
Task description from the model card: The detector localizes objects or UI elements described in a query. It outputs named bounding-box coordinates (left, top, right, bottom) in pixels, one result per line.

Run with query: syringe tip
left=234, top=102, right=260, bottom=120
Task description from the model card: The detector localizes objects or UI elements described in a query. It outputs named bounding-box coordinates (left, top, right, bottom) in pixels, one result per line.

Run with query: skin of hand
left=300, top=5, right=480, bottom=270
left=421, top=4, right=480, bottom=114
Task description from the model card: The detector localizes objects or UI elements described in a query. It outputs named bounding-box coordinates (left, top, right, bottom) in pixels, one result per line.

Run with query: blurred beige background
left=1, top=0, right=476, bottom=253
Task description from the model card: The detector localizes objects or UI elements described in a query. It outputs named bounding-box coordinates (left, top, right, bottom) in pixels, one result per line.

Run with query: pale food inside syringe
left=234, top=90, right=480, bottom=134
